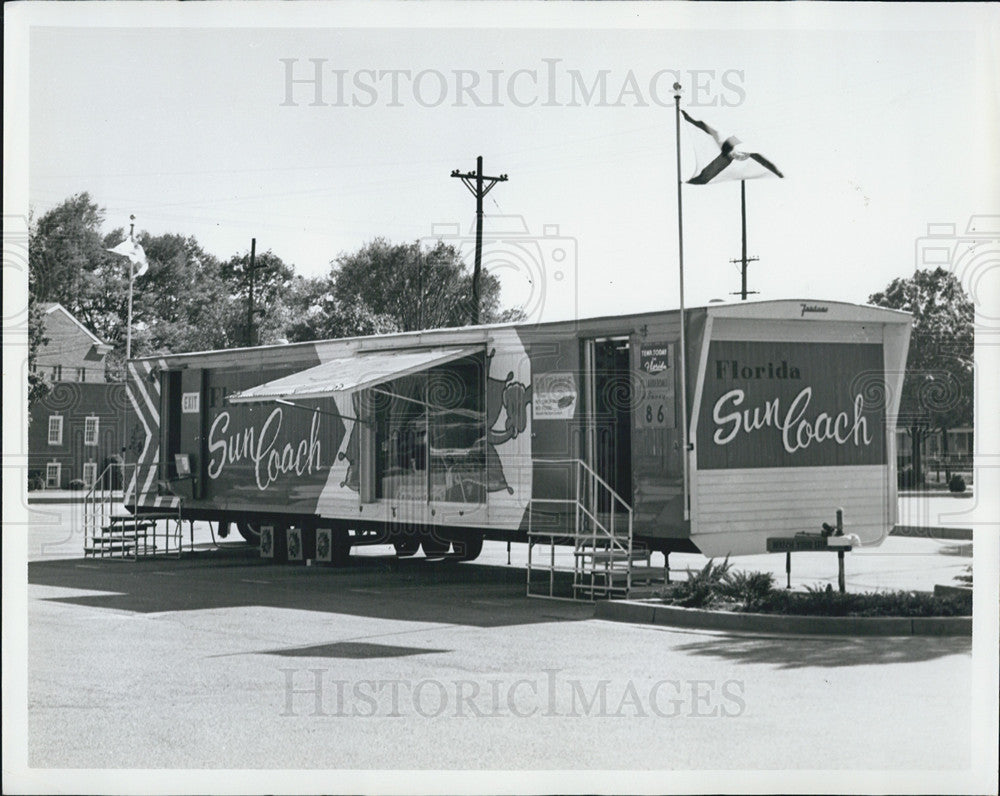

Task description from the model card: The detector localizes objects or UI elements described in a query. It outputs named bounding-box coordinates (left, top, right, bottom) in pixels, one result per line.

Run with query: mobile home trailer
left=117, top=299, right=910, bottom=576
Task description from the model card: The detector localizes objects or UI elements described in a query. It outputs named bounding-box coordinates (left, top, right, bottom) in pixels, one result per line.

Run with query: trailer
left=101, top=299, right=910, bottom=596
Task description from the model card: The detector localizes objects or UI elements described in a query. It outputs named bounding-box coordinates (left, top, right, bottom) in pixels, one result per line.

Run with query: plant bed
left=657, top=558, right=972, bottom=618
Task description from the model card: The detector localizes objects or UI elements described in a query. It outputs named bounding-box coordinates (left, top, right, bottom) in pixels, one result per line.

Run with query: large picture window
left=373, top=352, right=486, bottom=503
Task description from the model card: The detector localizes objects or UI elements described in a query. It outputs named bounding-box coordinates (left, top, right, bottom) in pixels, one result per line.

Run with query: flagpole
left=125, top=214, right=135, bottom=362
left=673, top=83, right=690, bottom=522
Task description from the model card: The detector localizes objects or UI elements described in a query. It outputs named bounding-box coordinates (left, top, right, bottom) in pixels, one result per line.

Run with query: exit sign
left=181, top=392, right=200, bottom=413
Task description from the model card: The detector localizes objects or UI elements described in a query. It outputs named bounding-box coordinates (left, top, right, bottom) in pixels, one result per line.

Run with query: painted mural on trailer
left=202, top=367, right=343, bottom=506
left=126, top=326, right=546, bottom=529
left=697, top=341, right=887, bottom=469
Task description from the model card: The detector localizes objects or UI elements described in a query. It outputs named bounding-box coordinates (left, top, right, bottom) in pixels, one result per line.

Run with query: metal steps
left=83, top=463, right=184, bottom=560
left=528, top=458, right=652, bottom=601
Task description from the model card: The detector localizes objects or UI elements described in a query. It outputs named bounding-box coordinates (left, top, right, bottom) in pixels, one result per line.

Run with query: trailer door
left=581, top=336, right=632, bottom=512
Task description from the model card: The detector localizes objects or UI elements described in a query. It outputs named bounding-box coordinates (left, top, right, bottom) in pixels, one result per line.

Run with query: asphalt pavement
left=18, top=491, right=983, bottom=779
left=27, top=551, right=972, bottom=772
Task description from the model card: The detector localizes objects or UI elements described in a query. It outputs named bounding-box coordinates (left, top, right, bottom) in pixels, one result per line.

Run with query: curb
left=595, top=600, right=971, bottom=637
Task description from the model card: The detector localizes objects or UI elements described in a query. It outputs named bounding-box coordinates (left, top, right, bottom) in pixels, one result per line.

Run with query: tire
left=451, top=534, right=484, bottom=562
left=393, top=537, right=421, bottom=557
left=421, top=536, right=451, bottom=557
left=236, top=520, right=262, bottom=546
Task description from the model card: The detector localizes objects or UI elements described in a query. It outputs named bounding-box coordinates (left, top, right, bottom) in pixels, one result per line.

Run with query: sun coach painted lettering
left=208, top=407, right=323, bottom=491
left=697, top=341, right=886, bottom=469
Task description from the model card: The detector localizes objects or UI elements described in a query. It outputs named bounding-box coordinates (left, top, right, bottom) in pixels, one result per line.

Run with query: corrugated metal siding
left=691, top=464, right=891, bottom=557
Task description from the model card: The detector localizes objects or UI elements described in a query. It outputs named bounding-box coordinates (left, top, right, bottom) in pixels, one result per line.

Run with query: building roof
left=41, top=303, right=111, bottom=349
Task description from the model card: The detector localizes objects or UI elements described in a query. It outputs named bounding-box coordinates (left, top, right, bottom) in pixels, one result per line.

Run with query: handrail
left=533, top=456, right=632, bottom=515
left=527, top=457, right=635, bottom=600
left=83, top=461, right=127, bottom=558
left=83, top=460, right=183, bottom=558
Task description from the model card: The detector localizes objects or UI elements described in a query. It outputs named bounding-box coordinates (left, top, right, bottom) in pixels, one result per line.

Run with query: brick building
left=28, top=304, right=125, bottom=489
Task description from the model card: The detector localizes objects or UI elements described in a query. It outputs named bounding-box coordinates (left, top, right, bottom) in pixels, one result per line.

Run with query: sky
left=12, top=4, right=999, bottom=324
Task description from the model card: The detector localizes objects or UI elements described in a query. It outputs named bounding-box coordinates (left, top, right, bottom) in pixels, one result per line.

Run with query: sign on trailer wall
left=697, top=341, right=887, bottom=469
left=636, top=342, right=675, bottom=429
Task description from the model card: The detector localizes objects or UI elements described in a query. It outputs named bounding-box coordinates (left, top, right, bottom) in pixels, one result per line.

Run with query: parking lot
left=20, top=492, right=979, bottom=777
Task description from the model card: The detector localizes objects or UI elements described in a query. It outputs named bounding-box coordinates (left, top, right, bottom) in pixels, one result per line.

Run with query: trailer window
left=373, top=352, right=485, bottom=503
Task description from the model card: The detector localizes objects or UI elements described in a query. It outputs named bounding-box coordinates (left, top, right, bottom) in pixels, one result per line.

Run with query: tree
left=283, top=275, right=399, bottom=343
left=326, top=238, right=524, bottom=334
left=27, top=284, right=51, bottom=412
left=29, top=193, right=109, bottom=312
left=29, top=193, right=127, bottom=344
left=869, top=267, right=974, bottom=484
left=221, top=249, right=295, bottom=346
left=128, top=233, right=233, bottom=359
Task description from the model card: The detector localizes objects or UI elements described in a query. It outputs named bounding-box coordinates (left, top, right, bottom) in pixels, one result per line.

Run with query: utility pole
left=451, top=156, right=508, bottom=325
left=730, top=180, right=759, bottom=301
left=246, top=238, right=257, bottom=346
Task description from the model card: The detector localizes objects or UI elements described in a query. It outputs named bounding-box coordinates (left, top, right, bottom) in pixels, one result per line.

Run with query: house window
left=48, top=415, right=63, bottom=446
left=84, top=416, right=99, bottom=446
left=46, top=462, right=62, bottom=489
left=77, top=367, right=87, bottom=382
left=51, top=365, right=62, bottom=381
left=83, top=461, right=98, bottom=487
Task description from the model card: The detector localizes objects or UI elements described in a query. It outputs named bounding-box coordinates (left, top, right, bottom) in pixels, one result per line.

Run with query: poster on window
left=636, top=342, right=675, bottom=428
left=532, top=372, right=577, bottom=419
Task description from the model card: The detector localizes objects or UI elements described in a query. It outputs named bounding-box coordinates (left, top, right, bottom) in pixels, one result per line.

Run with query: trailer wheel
left=421, top=536, right=451, bottom=557
left=236, top=520, right=262, bottom=547
left=393, top=537, right=420, bottom=557
left=450, top=534, right=484, bottom=562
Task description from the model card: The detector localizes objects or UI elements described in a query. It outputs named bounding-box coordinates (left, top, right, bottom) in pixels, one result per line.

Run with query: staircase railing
left=83, top=461, right=183, bottom=559
left=83, top=461, right=127, bottom=558
left=527, top=458, right=636, bottom=600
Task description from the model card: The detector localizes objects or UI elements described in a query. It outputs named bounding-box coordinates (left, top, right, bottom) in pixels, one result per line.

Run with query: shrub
left=27, top=471, right=45, bottom=491
left=670, top=556, right=731, bottom=608
left=897, top=465, right=915, bottom=489
left=717, top=570, right=776, bottom=611
left=948, top=474, right=967, bottom=493
left=68, top=478, right=86, bottom=490
left=757, top=587, right=971, bottom=617
left=954, top=565, right=972, bottom=586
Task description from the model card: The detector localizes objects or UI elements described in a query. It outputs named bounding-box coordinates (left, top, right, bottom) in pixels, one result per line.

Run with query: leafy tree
left=128, top=233, right=232, bottom=359
left=29, top=193, right=126, bottom=344
left=869, top=267, right=974, bottom=483
left=283, top=275, right=399, bottom=343
left=221, top=249, right=295, bottom=346
left=27, top=286, right=51, bottom=412
left=325, top=238, right=524, bottom=335
left=28, top=193, right=109, bottom=312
